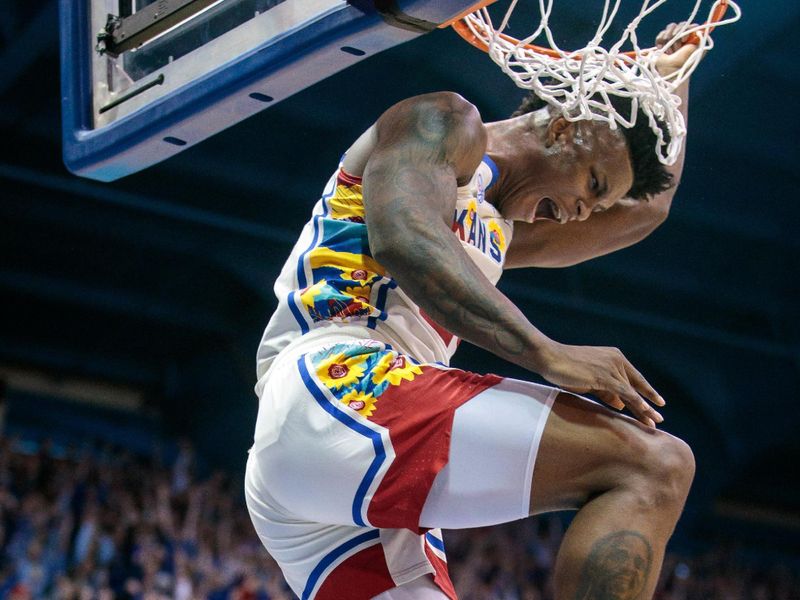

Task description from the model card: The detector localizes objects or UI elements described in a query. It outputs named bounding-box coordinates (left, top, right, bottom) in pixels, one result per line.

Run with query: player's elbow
left=369, top=236, right=394, bottom=267
left=648, top=192, right=673, bottom=227
left=370, top=221, right=445, bottom=277
left=403, top=92, right=486, bottom=158
left=368, top=226, right=413, bottom=271
left=643, top=177, right=678, bottom=227
left=382, top=92, right=482, bottom=136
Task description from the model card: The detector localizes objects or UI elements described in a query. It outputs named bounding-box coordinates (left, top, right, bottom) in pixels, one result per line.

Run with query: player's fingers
left=624, top=362, right=665, bottom=407
left=616, top=384, right=663, bottom=428
left=660, top=22, right=702, bottom=56
left=670, top=43, right=699, bottom=65
left=655, top=22, right=677, bottom=48
left=595, top=390, right=625, bottom=411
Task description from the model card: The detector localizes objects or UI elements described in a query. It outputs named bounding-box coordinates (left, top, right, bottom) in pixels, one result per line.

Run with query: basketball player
left=246, top=25, right=697, bottom=600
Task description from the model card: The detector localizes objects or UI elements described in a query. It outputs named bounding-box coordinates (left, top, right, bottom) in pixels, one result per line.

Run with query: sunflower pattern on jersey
left=312, top=343, right=423, bottom=419
left=298, top=173, right=394, bottom=324
left=327, top=175, right=366, bottom=223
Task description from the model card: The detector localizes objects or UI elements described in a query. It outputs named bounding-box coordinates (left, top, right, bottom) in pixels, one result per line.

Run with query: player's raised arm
left=362, top=92, right=665, bottom=427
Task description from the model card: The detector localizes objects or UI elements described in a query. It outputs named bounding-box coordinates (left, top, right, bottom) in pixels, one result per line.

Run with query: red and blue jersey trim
left=482, top=154, right=500, bottom=189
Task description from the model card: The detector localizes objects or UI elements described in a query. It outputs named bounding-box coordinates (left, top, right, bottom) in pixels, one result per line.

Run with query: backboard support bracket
left=96, top=0, right=221, bottom=57
left=371, top=1, right=438, bottom=33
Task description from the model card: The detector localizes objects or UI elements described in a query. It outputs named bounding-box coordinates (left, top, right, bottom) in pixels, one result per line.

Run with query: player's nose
left=573, top=199, right=591, bottom=222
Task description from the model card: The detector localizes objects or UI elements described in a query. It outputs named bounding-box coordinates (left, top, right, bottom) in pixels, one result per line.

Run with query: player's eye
left=590, top=171, right=599, bottom=191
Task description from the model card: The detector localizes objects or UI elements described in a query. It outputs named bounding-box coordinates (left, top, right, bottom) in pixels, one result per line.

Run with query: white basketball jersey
left=255, top=156, right=513, bottom=393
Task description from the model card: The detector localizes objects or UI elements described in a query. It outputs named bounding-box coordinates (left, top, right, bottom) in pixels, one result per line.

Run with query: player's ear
left=545, top=116, right=573, bottom=147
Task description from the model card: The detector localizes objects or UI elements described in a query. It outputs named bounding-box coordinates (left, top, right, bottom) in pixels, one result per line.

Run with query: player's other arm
left=362, top=92, right=549, bottom=365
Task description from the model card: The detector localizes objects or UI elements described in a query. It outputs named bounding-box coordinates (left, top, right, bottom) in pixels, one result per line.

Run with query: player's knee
left=636, top=433, right=695, bottom=511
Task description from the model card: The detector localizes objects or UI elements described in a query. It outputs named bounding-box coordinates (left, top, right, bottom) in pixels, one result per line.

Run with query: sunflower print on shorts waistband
left=311, top=343, right=423, bottom=419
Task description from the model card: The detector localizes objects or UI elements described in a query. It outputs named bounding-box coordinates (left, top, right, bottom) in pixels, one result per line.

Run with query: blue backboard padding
left=60, top=0, right=477, bottom=181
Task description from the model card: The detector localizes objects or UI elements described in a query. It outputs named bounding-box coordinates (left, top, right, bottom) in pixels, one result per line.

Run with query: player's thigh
left=530, top=392, right=694, bottom=514
left=419, top=378, right=558, bottom=529
left=419, top=383, right=692, bottom=529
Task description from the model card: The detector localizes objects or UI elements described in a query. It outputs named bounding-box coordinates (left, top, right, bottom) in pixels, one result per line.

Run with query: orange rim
left=450, top=0, right=732, bottom=58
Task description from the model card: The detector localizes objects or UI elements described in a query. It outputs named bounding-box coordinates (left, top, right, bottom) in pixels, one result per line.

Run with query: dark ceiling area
left=0, top=1, right=798, bottom=548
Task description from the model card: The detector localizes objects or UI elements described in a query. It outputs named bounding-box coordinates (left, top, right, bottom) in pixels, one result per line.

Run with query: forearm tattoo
left=364, top=98, right=533, bottom=362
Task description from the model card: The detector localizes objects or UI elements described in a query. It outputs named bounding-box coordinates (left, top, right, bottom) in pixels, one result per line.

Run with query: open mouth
left=534, top=197, right=562, bottom=222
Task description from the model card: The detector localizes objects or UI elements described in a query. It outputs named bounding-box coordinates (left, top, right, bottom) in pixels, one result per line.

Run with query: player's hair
left=513, top=92, right=673, bottom=200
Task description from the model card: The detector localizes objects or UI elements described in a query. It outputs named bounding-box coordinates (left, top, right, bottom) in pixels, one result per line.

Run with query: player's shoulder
left=343, top=93, right=484, bottom=178
left=380, top=91, right=484, bottom=132
left=399, top=91, right=480, bottom=116
left=375, top=92, right=486, bottom=177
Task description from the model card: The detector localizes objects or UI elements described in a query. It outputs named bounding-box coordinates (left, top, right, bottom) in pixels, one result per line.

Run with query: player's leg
left=418, top=380, right=694, bottom=600
left=530, top=392, right=695, bottom=600
left=249, top=339, right=693, bottom=599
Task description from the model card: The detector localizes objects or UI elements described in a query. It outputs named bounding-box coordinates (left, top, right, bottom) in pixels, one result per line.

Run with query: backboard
left=60, top=0, right=478, bottom=181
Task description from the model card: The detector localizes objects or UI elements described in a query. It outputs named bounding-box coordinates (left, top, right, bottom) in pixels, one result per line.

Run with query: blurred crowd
left=0, top=435, right=796, bottom=599
left=0, top=437, right=292, bottom=599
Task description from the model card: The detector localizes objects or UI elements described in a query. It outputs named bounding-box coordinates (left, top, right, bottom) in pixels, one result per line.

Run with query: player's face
left=506, top=118, right=634, bottom=224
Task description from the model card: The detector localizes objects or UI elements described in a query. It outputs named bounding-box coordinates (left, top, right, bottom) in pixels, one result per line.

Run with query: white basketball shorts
left=245, top=336, right=557, bottom=599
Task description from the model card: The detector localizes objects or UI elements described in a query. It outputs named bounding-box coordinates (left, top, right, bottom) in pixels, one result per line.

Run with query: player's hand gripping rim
left=654, top=21, right=701, bottom=78
left=538, top=341, right=666, bottom=428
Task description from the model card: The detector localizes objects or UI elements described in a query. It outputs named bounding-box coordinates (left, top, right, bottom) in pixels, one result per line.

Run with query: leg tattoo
left=574, top=530, right=653, bottom=600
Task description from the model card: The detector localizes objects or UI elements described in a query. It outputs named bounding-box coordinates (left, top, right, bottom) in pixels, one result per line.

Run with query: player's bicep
left=362, top=93, right=486, bottom=257
left=362, top=146, right=456, bottom=240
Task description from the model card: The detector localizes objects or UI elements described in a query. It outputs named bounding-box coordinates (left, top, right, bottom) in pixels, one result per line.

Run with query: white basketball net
left=462, top=0, right=741, bottom=164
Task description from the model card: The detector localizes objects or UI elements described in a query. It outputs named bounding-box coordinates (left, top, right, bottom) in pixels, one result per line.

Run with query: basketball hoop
left=446, top=1, right=742, bottom=165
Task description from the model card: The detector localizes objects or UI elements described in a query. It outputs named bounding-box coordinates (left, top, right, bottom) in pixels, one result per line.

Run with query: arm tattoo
left=413, top=106, right=452, bottom=159
left=574, top=530, right=654, bottom=600
left=392, top=167, right=437, bottom=198
left=364, top=94, right=537, bottom=365
left=392, top=226, right=531, bottom=359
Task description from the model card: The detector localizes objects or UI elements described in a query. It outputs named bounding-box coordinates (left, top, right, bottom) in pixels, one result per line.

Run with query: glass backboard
left=60, top=0, right=478, bottom=180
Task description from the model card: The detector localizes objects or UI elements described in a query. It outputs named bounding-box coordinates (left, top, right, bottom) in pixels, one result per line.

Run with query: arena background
left=0, top=1, right=798, bottom=596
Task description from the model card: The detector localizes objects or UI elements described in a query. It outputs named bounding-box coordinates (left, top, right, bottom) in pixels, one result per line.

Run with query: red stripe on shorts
left=424, top=543, right=458, bottom=600
left=315, top=542, right=395, bottom=600
left=366, top=367, right=502, bottom=532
